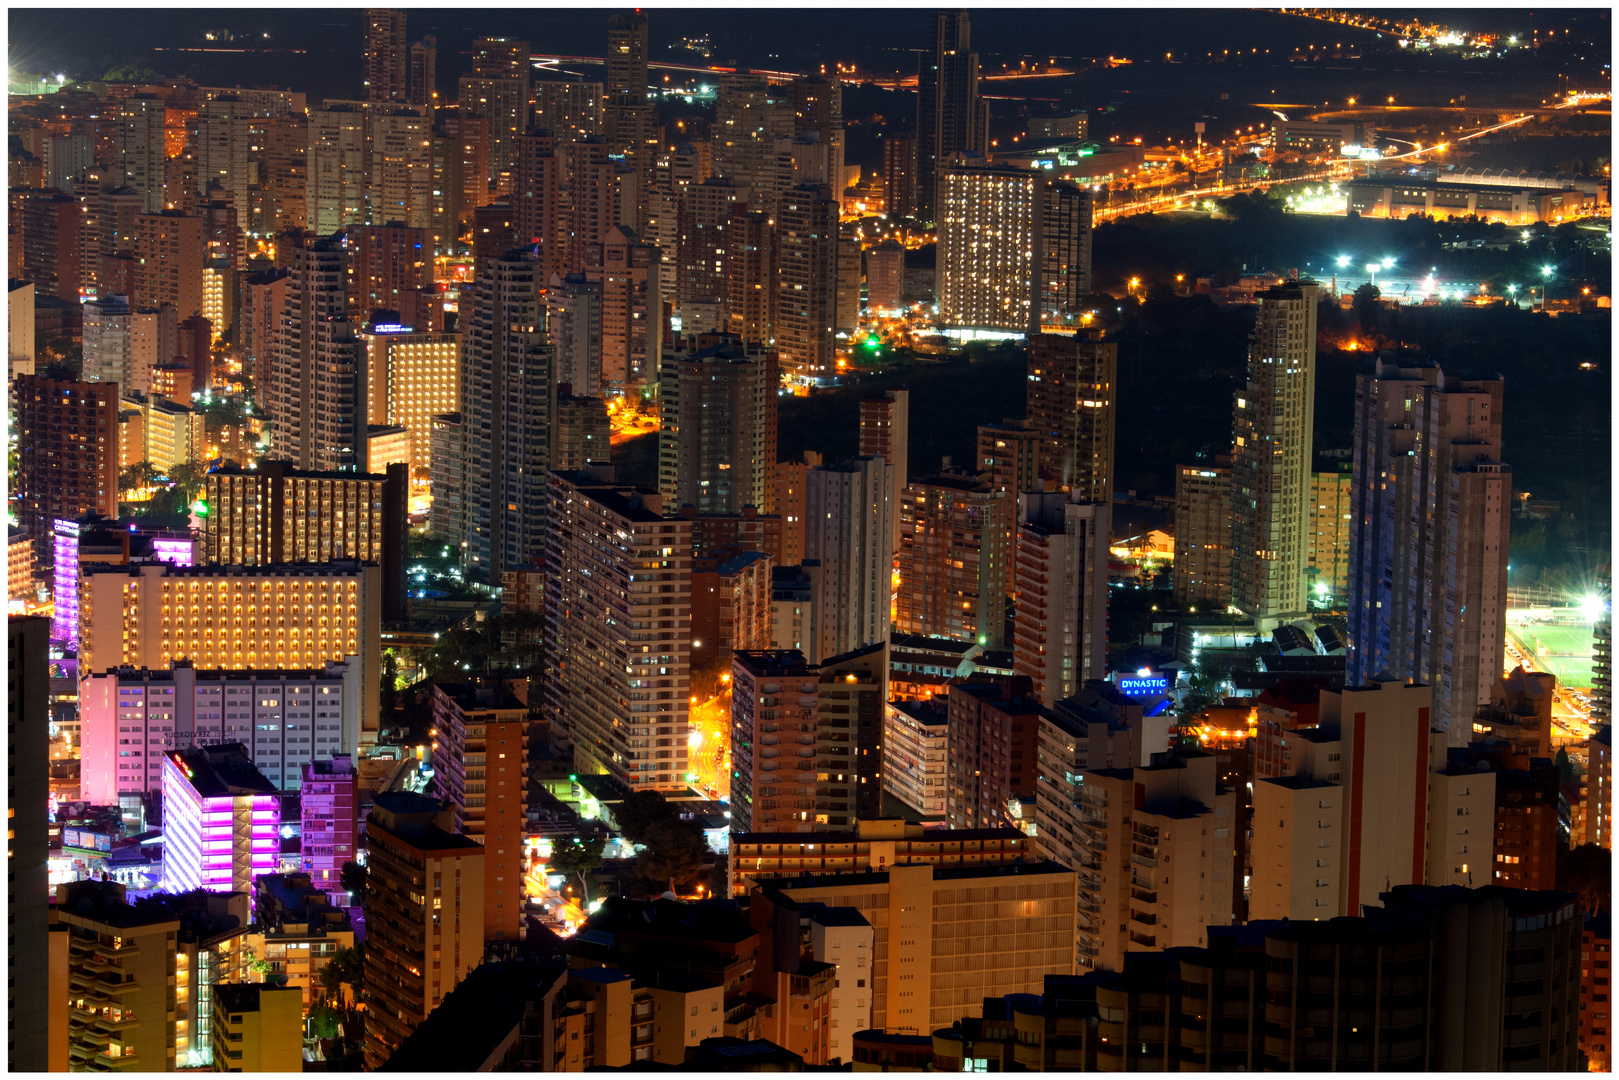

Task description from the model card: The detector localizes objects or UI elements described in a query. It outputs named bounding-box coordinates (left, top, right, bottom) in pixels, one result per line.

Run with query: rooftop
left=378, top=961, right=568, bottom=1071
left=169, top=743, right=279, bottom=799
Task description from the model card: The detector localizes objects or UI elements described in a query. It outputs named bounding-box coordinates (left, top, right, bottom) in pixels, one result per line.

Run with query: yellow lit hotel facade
left=360, top=328, right=460, bottom=478
left=78, top=560, right=381, bottom=744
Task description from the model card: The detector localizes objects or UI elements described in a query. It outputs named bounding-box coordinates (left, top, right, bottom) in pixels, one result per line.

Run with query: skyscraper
left=775, top=184, right=842, bottom=383
left=937, top=164, right=1089, bottom=335
left=458, top=249, right=554, bottom=578
left=1346, top=359, right=1510, bottom=740
left=13, top=376, right=120, bottom=579
left=363, top=9, right=409, bottom=103
left=882, top=132, right=918, bottom=220
left=675, top=177, right=746, bottom=333
left=944, top=676, right=1045, bottom=830
left=1058, top=748, right=1239, bottom=973
left=544, top=470, right=692, bottom=790
left=305, top=104, right=367, bottom=233
left=859, top=389, right=910, bottom=554
left=805, top=456, right=894, bottom=663
left=1249, top=677, right=1494, bottom=919
left=301, top=756, right=358, bottom=905
left=1173, top=463, right=1233, bottom=607
left=362, top=792, right=486, bottom=1070
left=657, top=335, right=779, bottom=515
left=583, top=224, right=661, bottom=391
left=604, top=12, right=657, bottom=233
left=1229, top=279, right=1319, bottom=626
left=896, top=471, right=1012, bottom=648
left=1026, top=332, right=1116, bottom=505
left=458, top=37, right=531, bottom=195
left=408, top=34, right=437, bottom=108
left=1012, top=491, right=1111, bottom=705
left=726, top=206, right=777, bottom=345
left=116, top=94, right=167, bottom=213
left=915, top=11, right=988, bottom=222
left=269, top=235, right=367, bottom=471
left=429, top=684, right=529, bottom=941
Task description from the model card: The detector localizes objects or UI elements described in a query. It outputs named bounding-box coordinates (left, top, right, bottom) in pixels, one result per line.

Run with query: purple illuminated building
left=161, top=743, right=281, bottom=894
left=50, top=517, right=194, bottom=650
left=51, top=519, right=79, bottom=647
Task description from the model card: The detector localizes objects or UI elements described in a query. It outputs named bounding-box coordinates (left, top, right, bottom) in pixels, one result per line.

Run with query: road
left=687, top=688, right=732, bottom=800
left=1095, top=92, right=1608, bottom=226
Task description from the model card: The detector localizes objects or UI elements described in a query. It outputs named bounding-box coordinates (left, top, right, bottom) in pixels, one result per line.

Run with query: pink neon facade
left=161, top=753, right=281, bottom=894
left=51, top=519, right=78, bottom=647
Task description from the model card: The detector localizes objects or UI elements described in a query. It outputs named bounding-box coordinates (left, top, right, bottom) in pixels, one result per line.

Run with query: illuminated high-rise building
left=533, top=77, right=602, bottom=145
left=805, top=456, right=893, bottom=663
left=363, top=9, right=409, bottom=103
left=408, top=34, right=437, bottom=109
left=1026, top=332, right=1115, bottom=505
left=513, top=129, right=565, bottom=283
left=1346, top=359, right=1509, bottom=740
left=268, top=235, right=367, bottom=472
left=859, top=389, right=910, bottom=554
left=544, top=469, right=692, bottom=790
left=301, top=755, right=358, bottom=905
left=116, top=94, right=167, bottom=213
left=658, top=334, right=779, bottom=515
left=1173, top=464, right=1232, bottom=608
left=675, top=177, right=746, bottom=332
left=78, top=560, right=381, bottom=742
left=202, top=460, right=407, bottom=619
left=160, top=744, right=282, bottom=894
left=1229, top=279, right=1318, bottom=626
left=975, top=419, right=1042, bottom=498
left=604, top=12, right=657, bottom=232
left=774, top=184, right=841, bottom=383
left=305, top=104, right=367, bottom=233
left=583, top=224, right=661, bottom=391
left=346, top=222, right=433, bottom=321
left=429, top=684, right=529, bottom=941
left=1307, top=462, right=1352, bottom=600
left=730, top=641, right=887, bottom=834
left=359, top=324, right=460, bottom=477
left=13, top=376, right=120, bottom=579
left=726, top=206, right=776, bottom=345
left=937, top=162, right=1090, bottom=335
left=457, top=249, right=554, bottom=578
left=368, top=108, right=433, bottom=229
left=362, top=792, right=486, bottom=1070
left=915, top=11, right=988, bottom=222
left=896, top=472, right=1012, bottom=648
left=1012, top=491, right=1110, bottom=705
left=713, top=76, right=794, bottom=219
left=132, top=211, right=206, bottom=318
left=457, top=37, right=530, bottom=195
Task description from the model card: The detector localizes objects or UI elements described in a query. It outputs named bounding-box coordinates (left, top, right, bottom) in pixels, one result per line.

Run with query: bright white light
left=1580, top=593, right=1606, bottom=623
left=1336, top=256, right=1349, bottom=267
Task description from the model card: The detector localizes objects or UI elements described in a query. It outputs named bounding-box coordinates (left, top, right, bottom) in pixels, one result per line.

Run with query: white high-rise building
left=83, top=295, right=133, bottom=387
left=1229, top=279, right=1319, bottom=625
left=115, top=95, right=166, bottom=214
left=306, top=105, right=368, bottom=233
left=805, top=456, right=894, bottom=663
left=269, top=236, right=367, bottom=471
left=458, top=249, right=553, bottom=577
left=80, top=660, right=361, bottom=806
left=1346, top=360, right=1510, bottom=742
left=1012, top=491, right=1110, bottom=705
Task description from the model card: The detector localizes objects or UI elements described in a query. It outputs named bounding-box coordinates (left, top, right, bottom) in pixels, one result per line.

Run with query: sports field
left=1509, top=623, right=1596, bottom=690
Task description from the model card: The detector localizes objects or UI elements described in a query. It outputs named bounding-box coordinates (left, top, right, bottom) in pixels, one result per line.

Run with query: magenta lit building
left=301, top=756, right=358, bottom=905
left=161, top=743, right=280, bottom=894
